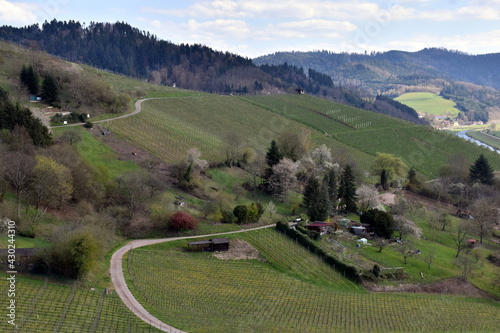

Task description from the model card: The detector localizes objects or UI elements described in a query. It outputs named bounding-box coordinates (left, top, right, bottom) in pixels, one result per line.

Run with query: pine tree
left=338, top=165, right=357, bottom=213
left=327, top=169, right=337, bottom=207
left=381, top=169, right=388, bottom=190
left=266, top=140, right=282, bottom=168
left=20, top=65, right=39, bottom=95
left=264, top=139, right=282, bottom=186
left=41, top=75, right=59, bottom=105
left=303, top=176, right=319, bottom=211
left=469, top=154, right=494, bottom=185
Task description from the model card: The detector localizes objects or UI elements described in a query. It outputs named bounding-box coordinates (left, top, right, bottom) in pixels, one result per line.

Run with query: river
left=455, top=130, right=500, bottom=154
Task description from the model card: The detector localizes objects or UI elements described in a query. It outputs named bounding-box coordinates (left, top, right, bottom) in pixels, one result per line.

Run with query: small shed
left=188, top=238, right=230, bottom=252
left=296, top=87, right=304, bottom=94
left=466, top=239, right=478, bottom=249
left=211, top=238, right=230, bottom=252
left=305, top=222, right=331, bottom=234
left=339, top=218, right=350, bottom=227
left=357, top=238, right=368, bottom=245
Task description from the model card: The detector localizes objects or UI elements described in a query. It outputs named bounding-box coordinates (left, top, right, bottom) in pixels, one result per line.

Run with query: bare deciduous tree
left=3, top=151, right=34, bottom=219
left=269, top=158, right=298, bottom=202
left=470, top=198, right=498, bottom=244
left=451, top=221, right=470, bottom=258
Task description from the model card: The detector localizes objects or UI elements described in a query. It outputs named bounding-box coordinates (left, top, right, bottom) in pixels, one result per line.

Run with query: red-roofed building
left=305, top=222, right=331, bottom=234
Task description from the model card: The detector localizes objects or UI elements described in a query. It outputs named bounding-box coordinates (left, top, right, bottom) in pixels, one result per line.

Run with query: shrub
left=168, top=211, right=198, bottom=231
left=372, top=264, right=381, bottom=277
left=84, top=121, right=93, bottom=129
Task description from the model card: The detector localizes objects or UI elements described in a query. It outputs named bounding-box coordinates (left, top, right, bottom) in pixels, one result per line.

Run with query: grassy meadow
left=395, top=92, right=461, bottom=117
left=125, top=228, right=500, bottom=333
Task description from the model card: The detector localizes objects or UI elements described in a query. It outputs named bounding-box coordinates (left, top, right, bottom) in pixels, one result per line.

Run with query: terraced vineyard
left=105, top=94, right=499, bottom=177
left=244, top=95, right=500, bottom=176
left=0, top=275, right=159, bottom=332
left=105, top=96, right=374, bottom=168
left=126, top=228, right=500, bottom=333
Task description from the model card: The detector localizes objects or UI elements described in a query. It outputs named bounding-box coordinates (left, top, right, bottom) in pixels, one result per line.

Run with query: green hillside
left=105, top=93, right=500, bottom=178
left=125, top=228, right=500, bottom=333
left=395, top=92, right=461, bottom=117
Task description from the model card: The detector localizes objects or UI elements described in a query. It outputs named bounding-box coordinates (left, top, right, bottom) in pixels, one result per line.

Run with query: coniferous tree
left=264, top=140, right=282, bottom=186
left=469, top=154, right=494, bottom=185
left=41, top=75, right=59, bottom=105
left=327, top=169, right=337, bottom=207
left=380, top=169, right=388, bottom=190
left=303, top=176, right=319, bottom=211
left=338, top=165, right=357, bottom=213
left=20, top=65, right=39, bottom=95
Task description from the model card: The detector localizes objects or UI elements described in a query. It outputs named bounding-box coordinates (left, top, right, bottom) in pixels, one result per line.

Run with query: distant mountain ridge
left=254, top=48, right=500, bottom=89
left=0, top=19, right=425, bottom=124
left=254, top=49, right=500, bottom=122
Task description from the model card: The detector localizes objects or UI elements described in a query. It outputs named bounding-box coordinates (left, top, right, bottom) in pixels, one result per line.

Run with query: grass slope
left=395, top=92, right=460, bottom=117
left=125, top=228, right=500, bottom=333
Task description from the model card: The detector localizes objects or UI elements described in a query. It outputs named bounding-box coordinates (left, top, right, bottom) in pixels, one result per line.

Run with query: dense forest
left=255, top=49, right=500, bottom=122
left=0, top=19, right=425, bottom=124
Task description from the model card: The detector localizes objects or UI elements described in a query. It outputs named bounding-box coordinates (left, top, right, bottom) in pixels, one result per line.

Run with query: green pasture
left=395, top=92, right=460, bottom=117
left=0, top=274, right=160, bottom=332
left=126, top=228, right=500, bottom=333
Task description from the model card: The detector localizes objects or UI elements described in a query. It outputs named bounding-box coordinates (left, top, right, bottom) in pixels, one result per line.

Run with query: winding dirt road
left=50, top=98, right=153, bottom=128
left=109, top=225, right=274, bottom=332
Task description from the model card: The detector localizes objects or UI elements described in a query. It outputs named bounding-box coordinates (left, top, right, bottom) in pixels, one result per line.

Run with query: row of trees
left=20, top=64, right=59, bottom=105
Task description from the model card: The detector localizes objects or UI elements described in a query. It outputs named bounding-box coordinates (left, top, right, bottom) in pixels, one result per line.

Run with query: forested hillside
left=255, top=49, right=500, bottom=122
left=0, top=20, right=425, bottom=124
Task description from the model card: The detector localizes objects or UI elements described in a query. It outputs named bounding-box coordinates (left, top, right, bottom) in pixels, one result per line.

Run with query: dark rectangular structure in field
left=188, top=238, right=230, bottom=252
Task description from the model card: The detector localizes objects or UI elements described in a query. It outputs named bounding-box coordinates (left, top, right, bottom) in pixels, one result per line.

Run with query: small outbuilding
left=466, top=239, right=478, bottom=249
left=305, top=222, right=331, bottom=234
left=296, top=87, right=305, bottom=94
left=188, top=238, right=230, bottom=252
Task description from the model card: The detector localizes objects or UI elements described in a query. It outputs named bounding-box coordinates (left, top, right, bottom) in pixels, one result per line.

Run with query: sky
left=1, top=0, right=500, bottom=58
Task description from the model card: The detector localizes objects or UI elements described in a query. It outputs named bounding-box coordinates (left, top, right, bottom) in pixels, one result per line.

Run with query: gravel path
left=50, top=98, right=154, bottom=128
left=109, top=225, right=274, bottom=332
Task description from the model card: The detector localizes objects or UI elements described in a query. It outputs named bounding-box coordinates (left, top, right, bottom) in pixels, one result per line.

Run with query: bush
left=84, top=121, right=93, bottom=129
left=168, top=211, right=198, bottom=231
left=372, top=264, right=381, bottom=277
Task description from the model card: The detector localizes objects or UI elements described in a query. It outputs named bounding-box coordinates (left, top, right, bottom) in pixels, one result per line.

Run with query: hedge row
left=296, top=225, right=321, bottom=240
left=275, top=221, right=361, bottom=283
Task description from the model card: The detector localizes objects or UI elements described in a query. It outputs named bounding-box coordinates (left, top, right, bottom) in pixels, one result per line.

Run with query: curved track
left=109, top=226, right=274, bottom=332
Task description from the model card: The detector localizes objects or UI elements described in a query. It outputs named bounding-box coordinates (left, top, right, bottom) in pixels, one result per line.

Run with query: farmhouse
left=188, top=238, right=230, bottom=252
left=305, top=222, right=331, bottom=234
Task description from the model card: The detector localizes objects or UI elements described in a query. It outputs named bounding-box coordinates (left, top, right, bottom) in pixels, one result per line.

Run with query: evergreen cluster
left=20, top=64, right=39, bottom=95
left=0, top=88, right=52, bottom=147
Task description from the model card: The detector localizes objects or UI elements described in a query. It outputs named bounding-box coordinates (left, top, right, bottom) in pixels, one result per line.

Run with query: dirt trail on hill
left=109, top=225, right=274, bottom=332
left=50, top=98, right=153, bottom=128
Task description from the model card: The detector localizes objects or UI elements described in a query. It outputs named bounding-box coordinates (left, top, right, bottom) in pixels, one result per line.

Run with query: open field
left=0, top=275, right=160, bottom=332
left=395, top=92, right=460, bottom=117
left=125, top=228, right=500, bottom=333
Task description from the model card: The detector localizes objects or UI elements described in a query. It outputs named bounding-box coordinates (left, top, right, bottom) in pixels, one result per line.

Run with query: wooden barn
left=188, top=238, right=230, bottom=252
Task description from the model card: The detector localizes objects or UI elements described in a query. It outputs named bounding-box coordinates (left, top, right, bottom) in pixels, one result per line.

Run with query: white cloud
left=0, top=0, right=38, bottom=25
left=386, top=29, right=500, bottom=54
left=144, top=1, right=381, bottom=21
